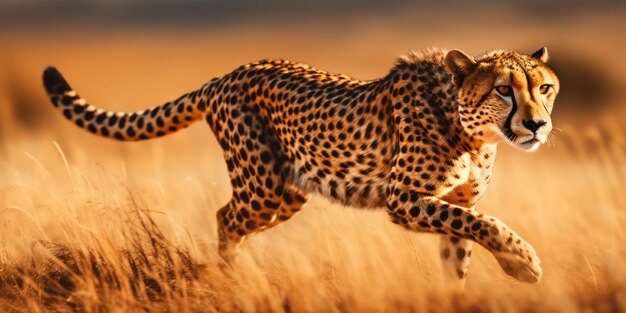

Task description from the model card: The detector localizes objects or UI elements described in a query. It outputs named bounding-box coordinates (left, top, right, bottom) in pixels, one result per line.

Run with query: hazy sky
left=1, top=0, right=624, bottom=28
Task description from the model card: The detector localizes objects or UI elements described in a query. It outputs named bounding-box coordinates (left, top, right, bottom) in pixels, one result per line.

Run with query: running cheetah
left=42, top=47, right=559, bottom=284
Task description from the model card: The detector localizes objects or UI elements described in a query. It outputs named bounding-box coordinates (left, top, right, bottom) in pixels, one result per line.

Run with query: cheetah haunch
left=43, top=47, right=559, bottom=284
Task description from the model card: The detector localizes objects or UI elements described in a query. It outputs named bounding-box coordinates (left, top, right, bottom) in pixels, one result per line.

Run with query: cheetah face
left=445, top=48, right=560, bottom=151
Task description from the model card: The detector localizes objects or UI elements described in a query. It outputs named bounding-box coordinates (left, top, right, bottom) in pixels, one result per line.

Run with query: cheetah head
left=445, top=48, right=560, bottom=152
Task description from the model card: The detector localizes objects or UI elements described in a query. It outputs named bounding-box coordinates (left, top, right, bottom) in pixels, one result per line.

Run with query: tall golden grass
left=1, top=18, right=626, bottom=311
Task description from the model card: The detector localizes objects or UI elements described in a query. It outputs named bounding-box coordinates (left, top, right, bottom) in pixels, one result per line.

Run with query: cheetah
left=42, top=47, right=559, bottom=284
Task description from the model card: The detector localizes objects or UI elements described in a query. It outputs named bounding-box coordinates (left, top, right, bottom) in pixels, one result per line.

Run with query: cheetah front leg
left=439, top=199, right=475, bottom=287
left=440, top=235, right=473, bottom=286
left=387, top=194, right=542, bottom=283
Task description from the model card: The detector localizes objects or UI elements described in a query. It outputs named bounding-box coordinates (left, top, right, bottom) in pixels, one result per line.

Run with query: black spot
left=439, top=210, right=449, bottom=222
left=219, top=139, right=229, bottom=150
left=283, top=192, right=293, bottom=204
left=126, top=127, right=136, bottom=137
left=251, top=200, right=262, bottom=211
left=240, top=191, right=250, bottom=203
left=241, top=208, right=250, bottom=218
left=244, top=115, right=253, bottom=126
left=260, top=151, right=272, bottom=164
left=108, top=115, right=118, bottom=126
left=451, top=219, right=463, bottom=230
left=442, top=247, right=450, bottom=259
left=95, top=113, right=107, bottom=124
left=264, top=200, right=279, bottom=209
left=84, top=111, right=95, bottom=121
left=137, top=117, right=144, bottom=129
left=426, top=204, right=436, bottom=215
left=150, top=106, right=161, bottom=117
left=118, top=116, right=127, bottom=128
left=457, top=269, right=465, bottom=279
left=61, top=96, right=75, bottom=106
left=245, top=220, right=257, bottom=230
left=73, top=105, right=85, bottom=114
left=87, top=124, right=97, bottom=133
left=457, top=248, right=466, bottom=259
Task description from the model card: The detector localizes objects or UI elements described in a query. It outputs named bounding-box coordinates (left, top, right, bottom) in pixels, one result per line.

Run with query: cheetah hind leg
left=266, top=185, right=308, bottom=228
left=216, top=201, right=246, bottom=268
left=216, top=184, right=308, bottom=269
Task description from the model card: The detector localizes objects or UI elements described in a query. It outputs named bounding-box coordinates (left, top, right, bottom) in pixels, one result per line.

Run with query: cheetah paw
left=493, top=244, right=542, bottom=283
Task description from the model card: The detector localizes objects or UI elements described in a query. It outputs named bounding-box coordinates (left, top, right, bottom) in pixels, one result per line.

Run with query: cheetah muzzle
left=42, top=47, right=559, bottom=284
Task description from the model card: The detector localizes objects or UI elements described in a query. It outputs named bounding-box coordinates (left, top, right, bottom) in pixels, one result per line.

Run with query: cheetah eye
left=539, top=84, right=552, bottom=95
left=495, top=85, right=513, bottom=97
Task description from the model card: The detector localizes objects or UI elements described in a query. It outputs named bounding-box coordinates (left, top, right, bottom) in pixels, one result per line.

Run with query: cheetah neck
left=389, top=49, right=493, bottom=155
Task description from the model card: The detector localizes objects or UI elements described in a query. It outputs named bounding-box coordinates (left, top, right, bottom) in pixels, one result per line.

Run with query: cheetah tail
left=42, top=67, right=210, bottom=141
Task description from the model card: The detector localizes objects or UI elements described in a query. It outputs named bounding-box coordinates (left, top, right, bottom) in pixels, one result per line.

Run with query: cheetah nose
left=522, top=119, right=547, bottom=133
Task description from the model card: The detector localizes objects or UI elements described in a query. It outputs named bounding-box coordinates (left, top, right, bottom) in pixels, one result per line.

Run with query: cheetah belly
left=275, top=118, right=394, bottom=209
left=284, top=147, right=393, bottom=209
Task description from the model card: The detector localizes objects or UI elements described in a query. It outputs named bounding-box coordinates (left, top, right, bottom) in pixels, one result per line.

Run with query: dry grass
left=2, top=115, right=626, bottom=312
left=1, top=11, right=626, bottom=311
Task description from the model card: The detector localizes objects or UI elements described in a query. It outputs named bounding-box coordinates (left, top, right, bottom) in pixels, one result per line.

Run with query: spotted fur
left=42, top=47, right=559, bottom=284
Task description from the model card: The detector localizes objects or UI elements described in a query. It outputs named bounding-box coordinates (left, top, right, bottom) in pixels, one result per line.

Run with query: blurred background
left=1, top=0, right=625, bottom=140
left=1, top=0, right=626, bottom=124
left=1, top=1, right=625, bottom=312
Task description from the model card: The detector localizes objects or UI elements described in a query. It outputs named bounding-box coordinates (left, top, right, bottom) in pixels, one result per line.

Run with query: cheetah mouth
left=520, top=138, right=540, bottom=145
left=515, top=137, right=542, bottom=151
left=501, top=128, right=544, bottom=151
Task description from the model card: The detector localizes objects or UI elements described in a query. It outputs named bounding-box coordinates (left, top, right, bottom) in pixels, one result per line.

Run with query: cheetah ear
left=531, top=47, right=549, bottom=63
left=445, top=50, right=477, bottom=86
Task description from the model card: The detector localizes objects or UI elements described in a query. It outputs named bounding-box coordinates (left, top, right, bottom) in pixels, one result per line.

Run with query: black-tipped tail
left=43, top=66, right=71, bottom=95
left=42, top=67, right=209, bottom=141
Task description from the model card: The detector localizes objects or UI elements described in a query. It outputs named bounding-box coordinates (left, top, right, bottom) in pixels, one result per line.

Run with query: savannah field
left=1, top=7, right=626, bottom=313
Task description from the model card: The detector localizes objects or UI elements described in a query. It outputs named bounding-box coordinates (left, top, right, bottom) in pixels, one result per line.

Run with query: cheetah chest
left=442, top=148, right=496, bottom=207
